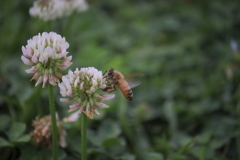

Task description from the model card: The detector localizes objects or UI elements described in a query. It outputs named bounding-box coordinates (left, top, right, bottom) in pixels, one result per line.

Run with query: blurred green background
left=0, top=0, right=240, bottom=159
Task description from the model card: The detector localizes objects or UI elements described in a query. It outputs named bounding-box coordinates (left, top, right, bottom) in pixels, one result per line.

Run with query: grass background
left=0, top=0, right=240, bottom=159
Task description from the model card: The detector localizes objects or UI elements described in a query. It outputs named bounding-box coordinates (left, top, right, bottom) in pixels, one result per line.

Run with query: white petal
left=25, top=66, right=37, bottom=73
left=63, top=112, right=79, bottom=122
left=69, top=102, right=79, bottom=109
left=35, top=76, right=43, bottom=87
left=95, top=102, right=109, bottom=108
left=21, top=56, right=33, bottom=65
left=98, top=94, right=115, bottom=101
left=60, top=98, right=72, bottom=103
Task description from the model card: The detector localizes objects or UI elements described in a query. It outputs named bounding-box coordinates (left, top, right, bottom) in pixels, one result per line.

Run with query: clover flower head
left=21, top=32, right=72, bottom=88
left=29, top=0, right=88, bottom=21
left=58, top=67, right=115, bottom=119
left=65, top=0, right=88, bottom=14
left=29, top=0, right=65, bottom=21
left=30, top=115, right=67, bottom=148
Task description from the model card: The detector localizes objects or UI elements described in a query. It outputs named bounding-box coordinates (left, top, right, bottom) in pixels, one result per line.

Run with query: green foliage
left=0, top=138, right=12, bottom=147
left=0, top=121, right=30, bottom=147
left=0, top=0, right=240, bottom=159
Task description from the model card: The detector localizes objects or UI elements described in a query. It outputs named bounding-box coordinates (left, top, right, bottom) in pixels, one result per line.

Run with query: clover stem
left=48, top=84, right=58, bottom=160
left=81, top=113, right=87, bottom=160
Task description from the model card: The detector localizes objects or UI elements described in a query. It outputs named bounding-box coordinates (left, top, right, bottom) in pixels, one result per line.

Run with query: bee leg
left=101, top=82, right=117, bottom=93
left=106, top=82, right=117, bottom=85
left=102, top=70, right=108, bottom=78
left=101, top=86, right=116, bottom=93
left=103, top=70, right=107, bottom=75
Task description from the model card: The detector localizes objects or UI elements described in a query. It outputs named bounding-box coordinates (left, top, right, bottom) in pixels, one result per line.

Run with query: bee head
left=108, top=68, right=114, bottom=76
left=103, top=68, right=114, bottom=79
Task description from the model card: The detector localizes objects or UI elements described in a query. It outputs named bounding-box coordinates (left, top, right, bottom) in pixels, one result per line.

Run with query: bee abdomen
left=118, top=80, right=133, bottom=101
left=125, top=89, right=133, bottom=101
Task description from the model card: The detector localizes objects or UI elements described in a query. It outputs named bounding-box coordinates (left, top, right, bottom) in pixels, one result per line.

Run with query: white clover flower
left=30, top=115, right=67, bottom=148
left=29, top=0, right=88, bottom=21
left=29, top=0, right=65, bottom=21
left=21, top=32, right=72, bottom=88
left=59, top=67, right=115, bottom=119
left=65, top=0, right=88, bottom=14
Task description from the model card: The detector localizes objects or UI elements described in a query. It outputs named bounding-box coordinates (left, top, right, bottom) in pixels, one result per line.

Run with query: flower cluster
left=21, top=32, right=72, bottom=88
left=29, top=0, right=88, bottom=21
left=30, top=115, right=67, bottom=148
left=59, top=67, right=115, bottom=119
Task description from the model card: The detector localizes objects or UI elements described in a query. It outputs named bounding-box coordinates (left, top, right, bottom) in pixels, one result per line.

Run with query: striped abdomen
left=117, top=80, right=133, bottom=101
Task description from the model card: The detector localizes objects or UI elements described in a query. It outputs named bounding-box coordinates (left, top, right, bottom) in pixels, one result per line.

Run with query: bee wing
left=123, top=73, right=143, bottom=89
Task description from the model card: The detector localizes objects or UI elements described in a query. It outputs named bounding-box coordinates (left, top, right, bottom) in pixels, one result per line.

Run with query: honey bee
left=101, top=68, right=142, bottom=101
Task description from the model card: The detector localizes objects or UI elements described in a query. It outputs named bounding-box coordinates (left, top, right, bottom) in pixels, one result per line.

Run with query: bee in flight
left=101, top=68, right=142, bottom=101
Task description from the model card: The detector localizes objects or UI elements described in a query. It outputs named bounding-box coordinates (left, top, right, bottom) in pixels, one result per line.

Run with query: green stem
left=81, top=114, right=87, bottom=160
left=48, top=84, right=58, bottom=160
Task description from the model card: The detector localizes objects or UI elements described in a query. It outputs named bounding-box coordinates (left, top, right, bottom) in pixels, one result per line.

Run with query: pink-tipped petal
left=59, top=62, right=73, bottom=70
left=21, top=55, right=33, bottom=65
left=68, top=108, right=79, bottom=112
left=43, top=74, right=49, bottom=83
left=49, top=75, right=58, bottom=86
left=55, top=72, right=62, bottom=78
left=60, top=98, right=72, bottom=103
left=42, top=74, right=49, bottom=88
left=61, top=47, right=67, bottom=53
left=31, top=72, right=41, bottom=81
left=83, top=111, right=93, bottom=119
left=63, top=112, right=79, bottom=122
left=25, top=66, right=37, bottom=73
left=92, top=107, right=100, bottom=115
left=35, top=76, right=43, bottom=87
left=98, top=94, right=115, bottom=101
left=80, top=82, right=84, bottom=90
left=78, top=106, right=85, bottom=115
left=66, top=88, right=73, bottom=96
left=21, top=46, right=32, bottom=58
left=62, top=61, right=72, bottom=66
left=31, top=55, right=38, bottom=63
left=95, top=102, right=109, bottom=108
left=65, top=56, right=72, bottom=61
left=69, top=102, right=79, bottom=109
left=42, top=81, right=47, bottom=88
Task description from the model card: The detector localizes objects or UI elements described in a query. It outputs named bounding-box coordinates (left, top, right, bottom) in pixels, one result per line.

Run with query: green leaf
left=98, top=120, right=121, bottom=141
left=145, top=152, right=164, bottom=160
left=102, top=138, right=122, bottom=148
left=88, top=148, right=115, bottom=159
left=0, top=115, right=11, bottom=131
left=117, top=154, right=136, bottom=160
left=88, top=120, right=122, bottom=147
left=87, top=129, right=102, bottom=146
left=58, top=148, right=67, bottom=160
left=169, top=158, right=188, bottom=160
left=0, top=137, right=12, bottom=147
left=163, top=100, right=177, bottom=135
left=20, top=146, right=42, bottom=160
left=177, top=136, right=198, bottom=154
left=167, top=154, right=188, bottom=160
left=8, top=122, right=26, bottom=142
left=15, top=134, right=31, bottom=143
left=40, top=148, right=52, bottom=160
